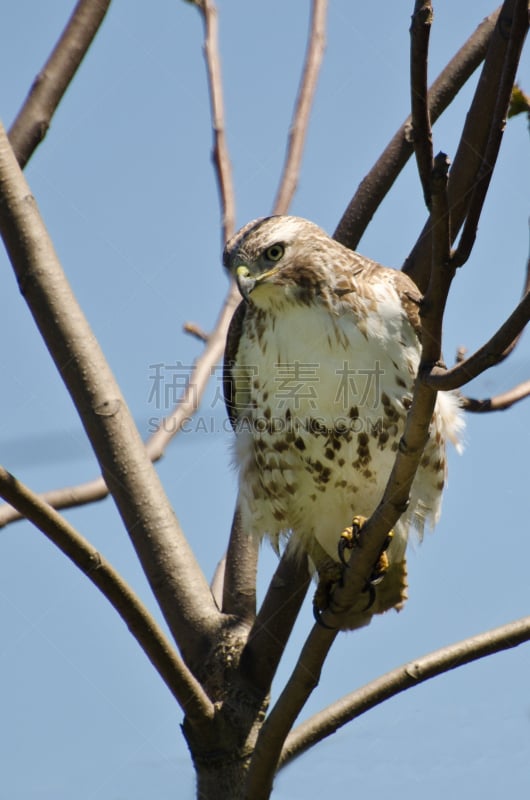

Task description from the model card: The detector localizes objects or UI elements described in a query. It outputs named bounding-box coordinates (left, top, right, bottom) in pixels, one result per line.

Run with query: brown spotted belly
left=238, top=406, right=409, bottom=558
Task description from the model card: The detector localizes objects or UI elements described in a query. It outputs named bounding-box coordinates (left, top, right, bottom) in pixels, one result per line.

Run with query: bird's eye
left=264, top=244, right=284, bottom=262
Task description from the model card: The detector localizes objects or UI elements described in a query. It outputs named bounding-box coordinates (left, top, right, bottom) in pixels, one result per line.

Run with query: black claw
left=338, top=537, right=351, bottom=567
left=361, top=582, right=376, bottom=611
left=313, top=603, right=338, bottom=629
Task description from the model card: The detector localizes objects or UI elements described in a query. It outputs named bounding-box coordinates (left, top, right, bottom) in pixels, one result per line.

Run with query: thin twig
left=422, top=290, right=530, bottom=391
left=404, top=0, right=529, bottom=290
left=461, top=380, right=530, bottom=412
left=272, top=0, right=328, bottom=215
left=0, top=475, right=109, bottom=526
left=9, top=0, right=112, bottom=168
left=183, top=321, right=209, bottom=342
left=333, top=7, right=500, bottom=250
left=279, top=615, right=530, bottom=768
left=0, top=122, right=220, bottom=664
left=193, top=0, right=236, bottom=243
left=0, top=465, right=215, bottom=727
left=410, top=0, right=434, bottom=209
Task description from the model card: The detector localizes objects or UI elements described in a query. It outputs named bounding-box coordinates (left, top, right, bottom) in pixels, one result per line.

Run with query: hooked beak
left=236, top=265, right=256, bottom=302
left=235, top=265, right=280, bottom=303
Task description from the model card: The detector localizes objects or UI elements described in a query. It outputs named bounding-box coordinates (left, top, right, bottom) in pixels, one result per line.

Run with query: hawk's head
left=223, top=215, right=338, bottom=307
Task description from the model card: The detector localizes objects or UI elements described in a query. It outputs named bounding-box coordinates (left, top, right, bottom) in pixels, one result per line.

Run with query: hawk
left=223, top=216, right=463, bottom=628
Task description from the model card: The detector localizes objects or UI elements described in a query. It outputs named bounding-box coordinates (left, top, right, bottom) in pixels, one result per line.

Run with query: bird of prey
left=223, top=216, right=463, bottom=628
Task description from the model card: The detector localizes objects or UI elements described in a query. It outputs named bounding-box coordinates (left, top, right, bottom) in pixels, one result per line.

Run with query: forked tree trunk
left=182, top=630, right=271, bottom=799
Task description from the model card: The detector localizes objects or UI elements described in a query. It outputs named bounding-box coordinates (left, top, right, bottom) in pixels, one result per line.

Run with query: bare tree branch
left=191, top=0, right=236, bottom=243
left=0, top=474, right=110, bottom=527
left=404, top=0, right=529, bottom=290
left=334, top=7, right=500, bottom=250
left=422, top=289, right=530, bottom=390
left=0, top=282, right=241, bottom=528
left=451, top=0, right=530, bottom=268
left=461, top=380, right=530, bottom=412
left=244, top=624, right=338, bottom=800
left=0, top=465, right=215, bottom=726
left=222, top=508, right=258, bottom=623
left=9, top=0, right=112, bottom=168
left=183, top=320, right=209, bottom=342
left=241, top=540, right=311, bottom=693
left=0, top=122, right=221, bottom=667
left=279, top=615, right=530, bottom=768
left=272, top=0, right=328, bottom=215
left=410, top=0, right=434, bottom=209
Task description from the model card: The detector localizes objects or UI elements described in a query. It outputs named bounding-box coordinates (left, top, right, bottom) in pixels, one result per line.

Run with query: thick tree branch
left=191, top=0, right=236, bottom=243
left=404, top=0, right=529, bottom=290
left=334, top=8, right=499, bottom=250
left=279, top=615, right=530, bottom=767
left=0, top=465, right=215, bottom=726
left=422, top=289, right=530, bottom=390
left=0, top=122, right=221, bottom=667
left=221, top=508, right=258, bottom=623
left=9, top=0, right=111, bottom=168
left=272, top=0, right=328, bottom=215
left=410, top=0, right=434, bottom=209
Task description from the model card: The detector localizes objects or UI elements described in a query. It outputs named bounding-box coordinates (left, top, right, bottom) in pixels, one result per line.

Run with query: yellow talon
left=338, top=515, right=367, bottom=564
left=338, top=516, right=395, bottom=586
left=370, top=528, right=395, bottom=585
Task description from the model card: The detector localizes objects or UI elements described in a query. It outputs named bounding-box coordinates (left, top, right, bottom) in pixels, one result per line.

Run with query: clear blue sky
left=1, top=2, right=529, bottom=798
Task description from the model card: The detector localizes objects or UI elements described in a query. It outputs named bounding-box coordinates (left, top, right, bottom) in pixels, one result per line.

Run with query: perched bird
left=223, top=216, right=463, bottom=628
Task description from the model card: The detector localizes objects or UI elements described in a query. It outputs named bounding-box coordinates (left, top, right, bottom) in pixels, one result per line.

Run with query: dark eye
left=264, top=243, right=284, bottom=262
